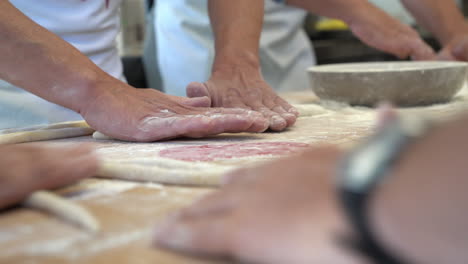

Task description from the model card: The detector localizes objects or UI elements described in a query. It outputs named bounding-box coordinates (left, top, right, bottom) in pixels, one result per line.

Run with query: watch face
left=343, top=138, right=390, bottom=193
left=340, top=117, right=414, bottom=193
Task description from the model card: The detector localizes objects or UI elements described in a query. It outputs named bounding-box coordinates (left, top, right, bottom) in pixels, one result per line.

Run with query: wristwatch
left=337, top=115, right=430, bottom=264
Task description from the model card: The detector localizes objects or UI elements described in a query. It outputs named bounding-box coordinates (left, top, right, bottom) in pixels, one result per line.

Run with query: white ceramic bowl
left=308, top=61, right=468, bottom=106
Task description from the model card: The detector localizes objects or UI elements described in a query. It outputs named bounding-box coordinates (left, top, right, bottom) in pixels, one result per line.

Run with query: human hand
left=347, top=4, right=435, bottom=60
left=80, top=80, right=268, bottom=142
left=0, top=143, right=98, bottom=209
left=186, top=67, right=299, bottom=132
left=154, top=147, right=368, bottom=264
left=437, top=34, right=468, bottom=61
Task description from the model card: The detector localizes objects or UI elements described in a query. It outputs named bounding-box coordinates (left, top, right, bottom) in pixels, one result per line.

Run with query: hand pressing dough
left=23, top=191, right=100, bottom=233
left=0, top=121, right=94, bottom=144
left=91, top=104, right=331, bottom=141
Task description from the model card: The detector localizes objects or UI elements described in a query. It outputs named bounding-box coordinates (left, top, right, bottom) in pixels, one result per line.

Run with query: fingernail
left=259, top=119, right=270, bottom=132
left=288, top=108, right=299, bottom=115
left=271, top=115, right=286, bottom=126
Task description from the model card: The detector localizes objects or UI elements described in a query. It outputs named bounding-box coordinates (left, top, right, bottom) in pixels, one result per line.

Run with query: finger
left=164, top=114, right=255, bottom=139
left=262, top=97, right=297, bottom=127
left=38, top=144, right=98, bottom=189
left=272, top=106, right=296, bottom=127
left=182, top=113, right=262, bottom=137
left=166, top=94, right=211, bottom=108
left=204, top=108, right=269, bottom=133
left=179, top=116, right=244, bottom=138
left=452, top=38, right=468, bottom=61
left=180, top=97, right=211, bottom=108
left=154, top=212, right=233, bottom=256
left=279, top=98, right=300, bottom=117
left=186, top=82, right=211, bottom=99
left=219, top=99, right=270, bottom=133
left=188, top=82, right=270, bottom=133
left=247, top=99, right=288, bottom=131
left=408, top=39, right=436, bottom=61
left=135, top=110, right=264, bottom=141
left=375, top=102, right=398, bottom=130
left=436, top=48, right=458, bottom=61
left=351, top=25, right=410, bottom=59
left=253, top=105, right=287, bottom=132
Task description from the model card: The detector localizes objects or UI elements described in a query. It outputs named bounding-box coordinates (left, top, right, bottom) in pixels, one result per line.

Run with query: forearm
left=0, top=1, right=113, bottom=113
left=207, top=0, right=263, bottom=74
left=369, top=113, right=468, bottom=263
left=401, top=0, right=468, bottom=45
left=285, top=0, right=373, bottom=24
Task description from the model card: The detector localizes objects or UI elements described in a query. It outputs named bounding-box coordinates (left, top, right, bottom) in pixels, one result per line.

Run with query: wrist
left=368, top=121, right=468, bottom=264
left=212, top=48, right=261, bottom=76
left=73, top=72, right=126, bottom=116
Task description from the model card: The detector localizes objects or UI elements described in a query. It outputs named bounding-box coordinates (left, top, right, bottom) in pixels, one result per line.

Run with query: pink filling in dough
left=159, top=142, right=310, bottom=162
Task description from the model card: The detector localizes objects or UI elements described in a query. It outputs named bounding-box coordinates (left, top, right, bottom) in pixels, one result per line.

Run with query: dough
left=95, top=140, right=311, bottom=186
left=293, top=104, right=329, bottom=117
left=0, top=121, right=94, bottom=144
left=159, top=142, right=310, bottom=162
left=0, top=121, right=90, bottom=134
left=92, top=131, right=113, bottom=140
left=23, top=191, right=100, bottom=233
left=97, top=158, right=233, bottom=186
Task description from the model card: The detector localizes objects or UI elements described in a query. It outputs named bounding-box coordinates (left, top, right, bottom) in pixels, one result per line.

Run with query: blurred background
left=118, top=0, right=467, bottom=87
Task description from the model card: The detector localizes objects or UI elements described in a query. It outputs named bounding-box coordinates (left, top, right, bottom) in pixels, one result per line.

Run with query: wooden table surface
left=1, top=91, right=467, bottom=264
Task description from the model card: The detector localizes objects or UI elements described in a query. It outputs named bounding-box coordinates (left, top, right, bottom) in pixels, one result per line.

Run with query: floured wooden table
left=1, top=90, right=467, bottom=264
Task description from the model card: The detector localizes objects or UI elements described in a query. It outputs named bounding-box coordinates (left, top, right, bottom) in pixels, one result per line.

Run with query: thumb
left=166, top=94, right=211, bottom=108
left=186, top=82, right=211, bottom=99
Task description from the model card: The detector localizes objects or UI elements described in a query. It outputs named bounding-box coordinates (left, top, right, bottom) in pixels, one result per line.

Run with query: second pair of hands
left=345, top=1, right=468, bottom=61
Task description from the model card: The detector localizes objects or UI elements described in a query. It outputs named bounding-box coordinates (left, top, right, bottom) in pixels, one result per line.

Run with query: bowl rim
left=307, top=61, right=468, bottom=73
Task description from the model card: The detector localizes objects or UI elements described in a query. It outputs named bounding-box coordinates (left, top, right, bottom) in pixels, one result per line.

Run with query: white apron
left=0, top=0, right=124, bottom=129
left=146, top=0, right=316, bottom=96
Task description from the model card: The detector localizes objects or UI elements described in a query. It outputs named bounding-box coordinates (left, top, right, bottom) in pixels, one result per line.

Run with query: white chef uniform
left=144, top=0, right=316, bottom=96
left=0, top=0, right=124, bottom=129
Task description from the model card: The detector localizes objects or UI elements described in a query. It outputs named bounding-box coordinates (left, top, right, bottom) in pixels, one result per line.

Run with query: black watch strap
left=340, top=189, right=407, bottom=264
